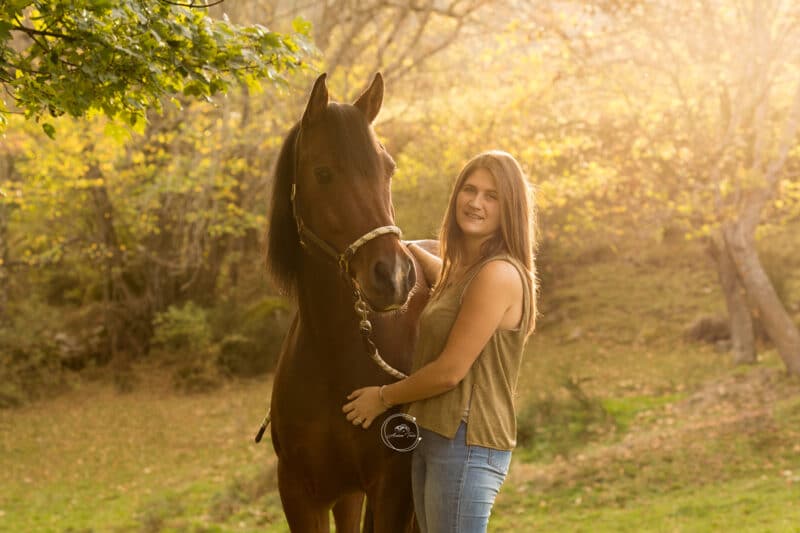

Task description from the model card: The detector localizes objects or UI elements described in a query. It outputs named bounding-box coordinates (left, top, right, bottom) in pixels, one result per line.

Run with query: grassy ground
left=1, top=236, right=799, bottom=532
left=0, top=375, right=283, bottom=532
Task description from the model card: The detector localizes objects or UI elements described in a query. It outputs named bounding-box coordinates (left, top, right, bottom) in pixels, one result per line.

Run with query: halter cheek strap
left=255, top=131, right=409, bottom=445
left=290, top=183, right=402, bottom=275
left=290, top=181, right=408, bottom=382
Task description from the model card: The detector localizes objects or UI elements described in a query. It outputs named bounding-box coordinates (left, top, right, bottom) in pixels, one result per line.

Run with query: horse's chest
left=271, top=410, right=378, bottom=490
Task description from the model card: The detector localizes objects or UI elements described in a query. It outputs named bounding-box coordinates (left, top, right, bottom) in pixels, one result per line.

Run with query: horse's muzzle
left=361, top=246, right=416, bottom=311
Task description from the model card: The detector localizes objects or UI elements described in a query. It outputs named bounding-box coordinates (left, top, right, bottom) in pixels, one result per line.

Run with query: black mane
left=265, top=104, right=383, bottom=295
left=266, top=123, right=301, bottom=294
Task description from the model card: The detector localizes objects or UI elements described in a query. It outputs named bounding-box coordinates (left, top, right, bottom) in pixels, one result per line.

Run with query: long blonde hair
left=436, top=150, right=538, bottom=333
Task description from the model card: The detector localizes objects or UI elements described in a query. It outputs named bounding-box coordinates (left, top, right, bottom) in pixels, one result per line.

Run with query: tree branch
left=764, top=81, right=800, bottom=187
left=382, top=0, right=490, bottom=19
left=159, top=0, right=225, bottom=7
left=10, top=24, right=75, bottom=42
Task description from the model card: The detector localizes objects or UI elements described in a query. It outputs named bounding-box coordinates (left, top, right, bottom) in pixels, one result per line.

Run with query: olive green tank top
left=406, top=254, right=532, bottom=450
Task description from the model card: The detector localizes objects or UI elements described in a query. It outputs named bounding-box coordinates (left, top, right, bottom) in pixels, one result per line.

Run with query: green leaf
left=292, top=17, right=312, bottom=36
left=0, top=21, right=12, bottom=41
left=103, top=120, right=131, bottom=143
left=0, top=1, right=310, bottom=125
left=42, top=123, right=56, bottom=139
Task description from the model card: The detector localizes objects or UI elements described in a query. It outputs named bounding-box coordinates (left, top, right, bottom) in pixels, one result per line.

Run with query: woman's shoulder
left=478, top=253, right=526, bottom=278
left=465, top=257, right=523, bottom=297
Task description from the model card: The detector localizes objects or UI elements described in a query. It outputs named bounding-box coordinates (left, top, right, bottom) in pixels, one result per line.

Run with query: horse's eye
left=314, top=167, right=333, bottom=184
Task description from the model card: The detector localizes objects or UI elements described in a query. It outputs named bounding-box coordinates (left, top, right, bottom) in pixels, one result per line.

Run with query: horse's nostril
left=372, top=255, right=415, bottom=299
left=373, top=260, right=392, bottom=288
left=405, top=258, right=416, bottom=292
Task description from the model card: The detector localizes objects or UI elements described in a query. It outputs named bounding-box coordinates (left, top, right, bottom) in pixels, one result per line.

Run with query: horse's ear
left=354, top=73, right=383, bottom=123
left=302, top=73, right=329, bottom=128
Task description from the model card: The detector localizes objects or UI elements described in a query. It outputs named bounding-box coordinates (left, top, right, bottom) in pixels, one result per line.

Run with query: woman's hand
left=406, top=241, right=442, bottom=288
left=343, top=386, right=387, bottom=429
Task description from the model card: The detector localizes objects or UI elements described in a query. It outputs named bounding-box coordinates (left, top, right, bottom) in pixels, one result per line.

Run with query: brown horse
left=265, top=73, right=430, bottom=532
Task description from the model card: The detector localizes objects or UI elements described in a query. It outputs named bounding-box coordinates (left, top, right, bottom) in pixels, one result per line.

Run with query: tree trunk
left=0, top=205, right=8, bottom=324
left=707, top=232, right=756, bottom=364
left=90, top=179, right=124, bottom=361
left=89, top=171, right=149, bottom=360
left=723, top=221, right=800, bottom=375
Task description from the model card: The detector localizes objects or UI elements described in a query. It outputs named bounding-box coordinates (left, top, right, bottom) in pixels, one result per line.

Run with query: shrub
left=683, top=314, right=730, bottom=343
left=171, top=356, right=223, bottom=394
left=0, top=303, right=69, bottom=407
left=517, top=375, right=614, bottom=461
left=217, top=334, right=260, bottom=376
left=152, top=302, right=212, bottom=352
left=151, top=302, right=225, bottom=392
left=211, top=296, right=291, bottom=377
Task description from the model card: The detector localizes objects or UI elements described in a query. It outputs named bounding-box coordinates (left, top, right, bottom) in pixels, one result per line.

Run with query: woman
left=343, top=150, right=537, bottom=532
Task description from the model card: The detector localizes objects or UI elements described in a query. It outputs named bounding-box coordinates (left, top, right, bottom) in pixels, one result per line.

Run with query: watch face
left=381, top=413, right=422, bottom=452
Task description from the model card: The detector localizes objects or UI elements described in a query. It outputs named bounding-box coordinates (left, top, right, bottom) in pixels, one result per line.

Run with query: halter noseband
left=290, top=183, right=402, bottom=276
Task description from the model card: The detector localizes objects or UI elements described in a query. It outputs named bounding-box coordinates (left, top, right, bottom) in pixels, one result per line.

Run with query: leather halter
left=290, top=125, right=402, bottom=276
left=290, top=183, right=402, bottom=276
left=290, top=128, right=408, bottom=381
left=254, top=123, right=409, bottom=445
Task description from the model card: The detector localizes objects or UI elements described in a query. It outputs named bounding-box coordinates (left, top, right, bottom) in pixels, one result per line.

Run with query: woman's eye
left=314, top=167, right=333, bottom=184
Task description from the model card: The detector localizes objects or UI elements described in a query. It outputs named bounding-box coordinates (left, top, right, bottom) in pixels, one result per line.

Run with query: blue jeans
left=411, top=422, right=512, bottom=533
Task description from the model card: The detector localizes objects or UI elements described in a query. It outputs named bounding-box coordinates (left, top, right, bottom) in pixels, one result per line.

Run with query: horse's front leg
left=277, top=459, right=330, bottom=532
left=367, top=455, right=417, bottom=533
left=332, top=491, right=364, bottom=533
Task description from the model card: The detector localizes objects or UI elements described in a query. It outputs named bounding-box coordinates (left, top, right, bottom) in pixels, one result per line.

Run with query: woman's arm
left=406, top=241, right=441, bottom=287
left=343, top=259, right=523, bottom=428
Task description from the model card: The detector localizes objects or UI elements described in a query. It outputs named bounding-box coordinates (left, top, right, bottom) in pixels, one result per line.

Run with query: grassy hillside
left=1, top=234, right=799, bottom=532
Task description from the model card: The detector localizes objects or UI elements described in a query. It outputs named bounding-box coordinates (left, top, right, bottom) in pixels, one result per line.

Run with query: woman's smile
left=456, top=168, right=500, bottom=240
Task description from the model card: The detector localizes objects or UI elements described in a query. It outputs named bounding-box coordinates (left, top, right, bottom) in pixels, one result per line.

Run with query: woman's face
left=455, top=167, right=501, bottom=243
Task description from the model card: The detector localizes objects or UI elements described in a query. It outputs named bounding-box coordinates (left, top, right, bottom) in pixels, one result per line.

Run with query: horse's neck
left=293, top=256, right=422, bottom=373
left=296, top=259, right=358, bottom=336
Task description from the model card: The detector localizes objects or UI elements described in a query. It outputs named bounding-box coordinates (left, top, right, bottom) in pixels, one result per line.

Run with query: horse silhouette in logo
left=388, top=423, right=416, bottom=440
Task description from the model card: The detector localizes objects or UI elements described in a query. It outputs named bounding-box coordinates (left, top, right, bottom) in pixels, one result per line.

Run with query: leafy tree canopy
left=0, top=0, right=313, bottom=135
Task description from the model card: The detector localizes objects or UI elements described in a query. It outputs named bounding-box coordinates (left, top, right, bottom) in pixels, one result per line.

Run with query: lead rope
left=352, top=284, right=408, bottom=380
left=254, top=411, right=271, bottom=443
left=254, top=281, right=408, bottom=443
left=257, top=131, right=410, bottom=443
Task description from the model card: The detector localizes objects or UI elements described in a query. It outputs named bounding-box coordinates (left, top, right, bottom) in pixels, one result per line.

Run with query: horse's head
left=268, top=73, right=415, bottom=311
